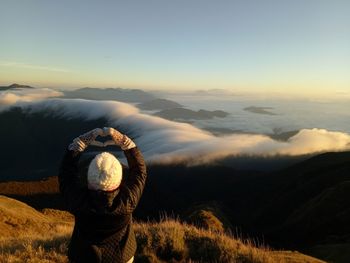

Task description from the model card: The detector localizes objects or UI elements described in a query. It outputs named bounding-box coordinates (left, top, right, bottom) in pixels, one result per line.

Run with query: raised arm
left=58, top=128, right=103, bottom=213
left=104, top=127, right=147, bottom=214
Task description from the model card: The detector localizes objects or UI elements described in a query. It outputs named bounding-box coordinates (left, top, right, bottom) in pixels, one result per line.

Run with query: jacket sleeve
left=58, top=149, right=89, bottom=214
left=114, top=147, right=147, bottom=215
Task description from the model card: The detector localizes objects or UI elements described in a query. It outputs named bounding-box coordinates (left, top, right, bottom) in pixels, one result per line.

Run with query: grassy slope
left=1, top=152, right=349, bottom=262
left=0, top=195, right=324, bottom=263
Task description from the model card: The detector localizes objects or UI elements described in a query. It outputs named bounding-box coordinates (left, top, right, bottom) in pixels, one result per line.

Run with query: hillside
left=1, top=152, right=349, bottom=262
left=0, top=107, right=109, bottom=180
left=0, top=176, right=63, bottom=209
left=251, top=152, right=350, bottom=246
left=0, top=195, right=325, bottom=263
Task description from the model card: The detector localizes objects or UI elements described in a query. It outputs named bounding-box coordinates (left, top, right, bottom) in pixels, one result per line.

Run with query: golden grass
left=0, top=196, right=325, bottom=263
left=0, top=224, right=72, bottom=263
left=135, top=219, right=274, bottom=263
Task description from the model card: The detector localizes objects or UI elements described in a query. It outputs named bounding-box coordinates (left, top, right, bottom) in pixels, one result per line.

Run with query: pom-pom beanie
left=87, top=152, right=122, bottom=191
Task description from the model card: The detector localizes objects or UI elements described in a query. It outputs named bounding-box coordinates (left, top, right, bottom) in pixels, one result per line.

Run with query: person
left=58, top=127, right=147, bottom=263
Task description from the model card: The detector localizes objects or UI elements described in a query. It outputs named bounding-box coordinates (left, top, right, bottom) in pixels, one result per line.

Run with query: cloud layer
left=1, top=89, right=350, bottom=164
left=0, top=88, right=63, bottom=106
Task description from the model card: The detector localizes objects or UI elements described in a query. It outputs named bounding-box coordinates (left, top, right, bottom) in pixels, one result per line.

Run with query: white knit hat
left=87, top=152, right=123, bottom=191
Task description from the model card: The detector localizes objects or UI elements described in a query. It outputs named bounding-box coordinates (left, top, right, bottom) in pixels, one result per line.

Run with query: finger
left=72, top=138, right=86, bottom=152
left=90, top=140, right=104, bottom=147
left=100, top=128, right=108, bottom=137
left=92, top=128, right=103, bottom=137
left=103, top=127, right=113, bottom=136
left=104, top=140, right=116, bottom=147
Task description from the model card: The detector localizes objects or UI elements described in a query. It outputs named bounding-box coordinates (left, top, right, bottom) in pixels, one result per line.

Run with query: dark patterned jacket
left=58, top=147, right=147, bottom=263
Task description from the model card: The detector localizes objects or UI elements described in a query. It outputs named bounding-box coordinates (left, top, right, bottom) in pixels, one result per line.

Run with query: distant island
left=201, top=127, right=300, bottom=141
left=268, top=130, right=300, bottom=141
left=154, top=107, right=229, bottom=120
left=137, top=98, right=182, bottom=110
left=0, top=83, right=35, bottom=91
left=244, top=106, right=276, bottom=115
left=63, top=87, right=156, bottom=103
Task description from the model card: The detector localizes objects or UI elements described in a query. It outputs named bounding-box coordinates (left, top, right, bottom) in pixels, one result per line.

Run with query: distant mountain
left=137, top=98, right=182, bottom=110
left=154, top=107, right=229, bottom=120
left=63, top=87, right=156, bottom=102
left=244, top=106, right=276, bottom=115
left=0, top=83, right=35, bottom=90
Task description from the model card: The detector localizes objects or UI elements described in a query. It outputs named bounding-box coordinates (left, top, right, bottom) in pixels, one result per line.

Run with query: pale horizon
left=1, top=1, right=349, bottom=97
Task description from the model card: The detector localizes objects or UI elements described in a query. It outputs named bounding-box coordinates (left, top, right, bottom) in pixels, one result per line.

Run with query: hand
left=69, top=128, right=104, bottom=152
left=79, top=128, right=104, bottom=146
left=103, top=127, right=136, bottom=150
left=103, top=127, right=124, bottom=146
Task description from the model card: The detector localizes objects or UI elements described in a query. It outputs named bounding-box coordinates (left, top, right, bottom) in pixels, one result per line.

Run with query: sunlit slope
left=0, top=195, right=325, bottom=263
left=0, top=195, right=72, bottom=237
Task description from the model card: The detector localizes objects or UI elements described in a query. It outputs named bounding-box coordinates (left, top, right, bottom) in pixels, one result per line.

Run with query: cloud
left=5, top=96, right=349, bottom=165
left=161, top=93, right=350, bottom=136
left=0, top=88, right=63, bottom=106
left=0, top=61, right=71, bottom=73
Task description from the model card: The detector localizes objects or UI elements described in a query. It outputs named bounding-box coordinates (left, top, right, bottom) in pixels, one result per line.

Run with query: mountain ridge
left=0, top=83, right=35, bottom=90
left=63, top=87, right=156, bottom=102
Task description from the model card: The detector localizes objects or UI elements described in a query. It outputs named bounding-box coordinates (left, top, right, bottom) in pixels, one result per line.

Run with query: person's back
left=59, top=127, right=147, bottom=263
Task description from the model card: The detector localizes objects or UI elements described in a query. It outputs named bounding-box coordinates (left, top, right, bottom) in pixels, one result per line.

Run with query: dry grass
left=134, top=219, right=275, bottom=263
left=0, top=196, right=325, bottom=263
left=0, top=230, right=71, bottom=263
left=0, top=195, right=72, bottom=263
left=0, top=218, right=72, bottom=263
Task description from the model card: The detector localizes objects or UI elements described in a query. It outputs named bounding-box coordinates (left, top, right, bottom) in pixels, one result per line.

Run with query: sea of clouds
left=1, top=88, right=350, bottom=165
left=0, top=87, right=63, bottom=105
left=162, top=93, right=350, bottom=135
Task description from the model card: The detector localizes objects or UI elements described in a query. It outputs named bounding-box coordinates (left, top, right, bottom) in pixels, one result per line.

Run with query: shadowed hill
left=0, top=107, right=109, bottom=181
left=251, top=152, right=350, bottom=246
left=281, top=181, right=350, bottom=243
left=0, top=177, right=63, bottom=209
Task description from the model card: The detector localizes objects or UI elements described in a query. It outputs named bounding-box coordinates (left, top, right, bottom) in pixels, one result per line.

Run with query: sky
left=0, top=0, right=349, bottom=96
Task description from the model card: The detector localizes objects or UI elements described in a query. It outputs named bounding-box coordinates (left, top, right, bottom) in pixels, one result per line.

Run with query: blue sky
left=0, top=0, right=349, bottom=95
